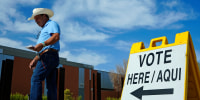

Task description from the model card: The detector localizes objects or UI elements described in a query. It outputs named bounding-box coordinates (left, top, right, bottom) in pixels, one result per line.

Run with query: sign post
left=121, top=31, right=200, bottom=100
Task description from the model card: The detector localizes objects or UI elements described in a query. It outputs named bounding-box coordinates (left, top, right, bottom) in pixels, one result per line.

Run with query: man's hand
left=29, top=56, right=39, bottom=69
left=34, top=43, right=43, bottom=52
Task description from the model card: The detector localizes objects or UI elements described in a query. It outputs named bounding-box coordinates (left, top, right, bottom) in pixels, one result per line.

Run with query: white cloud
left=52, top=0, right=193, bottom=31
left=61, top=22, right=110, bottom=42
left=114, top=40, right=132, bottom=51
left=196, top=51, right=200, bottom=62
left=0, top=0, right=195, bottom=42
left=59, top=40, right=66, bottom=49
left=26, top=37, right=37, bottom=43
left=52, top=0, right=111, bottom=42
left=0, top=30, right=7, bottom=35
left=155, top=11, right=188, bottom=28
left=12, top=21, right=39, bottom=33
left=17, top=0, right=42, bottom=5
left=59, top=49, right=107, bottom=66
left=0, top=38, right=25, bottom=50
left=162, top=1, right=179, bottom=8
left=0, top=0, right=41, bottom=34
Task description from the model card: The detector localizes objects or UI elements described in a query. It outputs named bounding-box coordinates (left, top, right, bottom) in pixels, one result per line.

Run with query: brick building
left=0, top=45, right=121, bottom=100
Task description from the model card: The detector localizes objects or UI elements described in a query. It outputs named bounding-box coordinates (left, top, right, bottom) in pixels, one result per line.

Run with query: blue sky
left=0, top=0, right=199, bottom=72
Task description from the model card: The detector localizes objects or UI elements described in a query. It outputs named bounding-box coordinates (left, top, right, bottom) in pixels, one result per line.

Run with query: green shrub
left=10, top=93, right=47, bottom=100
left=64, top=89, right=73, bottom=100
left=23, top=95, right=29, bottom=100
left=77, top=95, right=82, bottom=100
left=10, top=89, right=81, bottom=100
left=10, top=93, right=25, bottom=100
left=64, top=89, right=82, bottom=100
left=42, top=95, right=47, bottom=100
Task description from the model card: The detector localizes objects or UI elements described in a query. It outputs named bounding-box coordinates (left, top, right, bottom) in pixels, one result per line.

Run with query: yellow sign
left=121, top=31, right=200, bottom=100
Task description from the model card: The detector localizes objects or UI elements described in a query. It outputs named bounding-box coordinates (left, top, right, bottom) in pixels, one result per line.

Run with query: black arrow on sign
left=130, top=86, right=174, bottom=100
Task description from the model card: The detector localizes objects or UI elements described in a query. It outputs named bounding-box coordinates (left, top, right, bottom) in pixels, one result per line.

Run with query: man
left=28, top=8, right=60, bottom=100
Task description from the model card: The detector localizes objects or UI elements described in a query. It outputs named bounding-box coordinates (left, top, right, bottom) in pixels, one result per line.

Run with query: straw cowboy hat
left=28, top=8, right=54, bottom=20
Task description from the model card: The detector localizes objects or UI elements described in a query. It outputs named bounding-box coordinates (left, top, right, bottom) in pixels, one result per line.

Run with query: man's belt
left=39, top=48, right=58, bottom=56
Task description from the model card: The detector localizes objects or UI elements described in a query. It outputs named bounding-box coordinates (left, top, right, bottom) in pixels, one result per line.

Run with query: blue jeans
left=30, top=51, right=59, bottom=100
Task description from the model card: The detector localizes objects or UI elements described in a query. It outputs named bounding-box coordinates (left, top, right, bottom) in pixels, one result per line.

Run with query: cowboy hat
left=28, top=8, right=54, bottom=20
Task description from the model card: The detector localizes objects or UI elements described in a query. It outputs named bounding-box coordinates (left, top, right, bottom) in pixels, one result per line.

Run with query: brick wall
left=10, top=57, right=121, bottom=100
left=63, top=65, right=79, bottom=97
left=84, top=69, right=90, bottom=100
left=11, top=57, right=45, bottom=95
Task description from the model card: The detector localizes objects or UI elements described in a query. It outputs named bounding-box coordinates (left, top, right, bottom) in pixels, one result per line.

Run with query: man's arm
left=29, top=55, right=39, bottom=69
left=34, top=33, right=60, bottom=52
left=45, top=33, right=60, bottom=46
